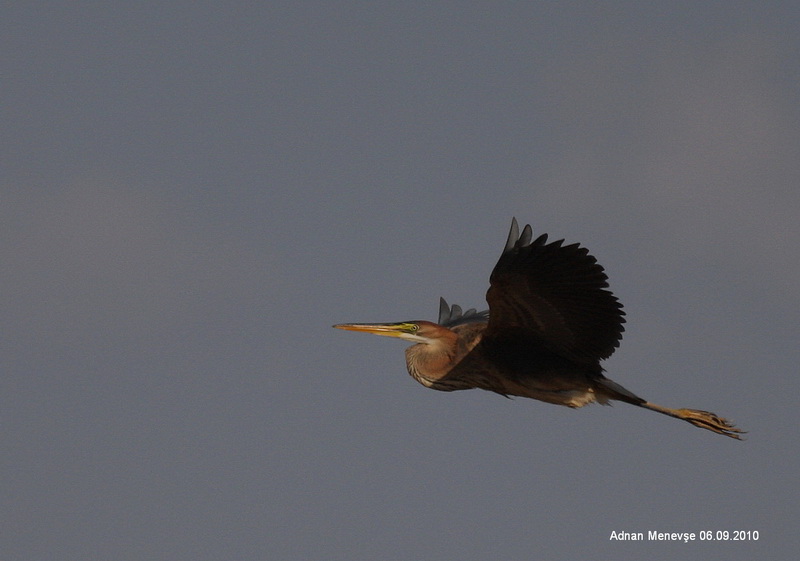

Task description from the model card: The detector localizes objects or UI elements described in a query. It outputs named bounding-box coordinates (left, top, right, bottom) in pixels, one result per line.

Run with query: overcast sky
left=3, top=3, right=799, bottom=560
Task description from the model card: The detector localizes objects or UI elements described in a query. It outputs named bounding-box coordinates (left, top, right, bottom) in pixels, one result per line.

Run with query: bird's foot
left=676, top=408, right=746, bottom=440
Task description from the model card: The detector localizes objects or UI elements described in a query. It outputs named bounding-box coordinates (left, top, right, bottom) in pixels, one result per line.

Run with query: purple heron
left=334, top=218, right=743, bottom=439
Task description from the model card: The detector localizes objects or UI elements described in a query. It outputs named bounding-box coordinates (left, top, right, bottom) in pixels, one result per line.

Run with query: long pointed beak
left=333, top=322, right=429, bottom=343
left=332, top=322, right=412, bottom=338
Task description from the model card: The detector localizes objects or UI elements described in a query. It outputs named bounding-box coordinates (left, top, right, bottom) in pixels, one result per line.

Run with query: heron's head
left=333, top=320, right=448, bottom=345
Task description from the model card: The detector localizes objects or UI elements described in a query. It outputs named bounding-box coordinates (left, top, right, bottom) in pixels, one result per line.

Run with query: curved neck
left=404, top=330, right=459, bottom=388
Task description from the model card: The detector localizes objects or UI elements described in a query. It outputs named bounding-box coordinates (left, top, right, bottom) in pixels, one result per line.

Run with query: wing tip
left=438, top=297, right=489, bottom=327
left=503, top=217, right=520, bottom=253
left=503, top=217, right=537, bottom=253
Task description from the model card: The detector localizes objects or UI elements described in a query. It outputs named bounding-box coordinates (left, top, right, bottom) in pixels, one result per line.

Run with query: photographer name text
left=609, top=530, right=759, bottom=542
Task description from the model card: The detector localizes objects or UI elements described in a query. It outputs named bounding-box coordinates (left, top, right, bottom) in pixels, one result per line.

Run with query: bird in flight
left=334, top=218, right=743, bottom=439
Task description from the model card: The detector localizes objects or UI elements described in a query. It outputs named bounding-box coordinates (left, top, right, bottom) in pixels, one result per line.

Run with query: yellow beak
left=333, top=322, right=413, bottom=337
left=333, top=322, right=428, bottom=343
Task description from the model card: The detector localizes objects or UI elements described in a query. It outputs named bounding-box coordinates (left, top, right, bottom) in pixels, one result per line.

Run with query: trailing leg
left=637, top=402, right=744, bottom=439
left=597, top=377, right=745, bottom=439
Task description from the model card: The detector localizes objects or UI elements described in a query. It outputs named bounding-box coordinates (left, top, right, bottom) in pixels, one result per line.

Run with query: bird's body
left=334, top=219, right=743, bottom=439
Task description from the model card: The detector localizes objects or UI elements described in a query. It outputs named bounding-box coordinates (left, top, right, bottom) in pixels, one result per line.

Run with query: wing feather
left=438, top=297, right=489, bottom=328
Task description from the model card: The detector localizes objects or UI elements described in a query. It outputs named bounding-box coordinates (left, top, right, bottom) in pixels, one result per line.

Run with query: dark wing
left=437, top=297, right=489, bottom=328
left=484, top=218, right=624, bottom=363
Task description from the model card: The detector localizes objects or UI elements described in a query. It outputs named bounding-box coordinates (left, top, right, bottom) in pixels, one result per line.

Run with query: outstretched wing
left=484, top=218, right=625, bottom=363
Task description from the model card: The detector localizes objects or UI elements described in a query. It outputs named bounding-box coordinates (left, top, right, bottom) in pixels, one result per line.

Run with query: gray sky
left=3, top=3, right=798, bottom=560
